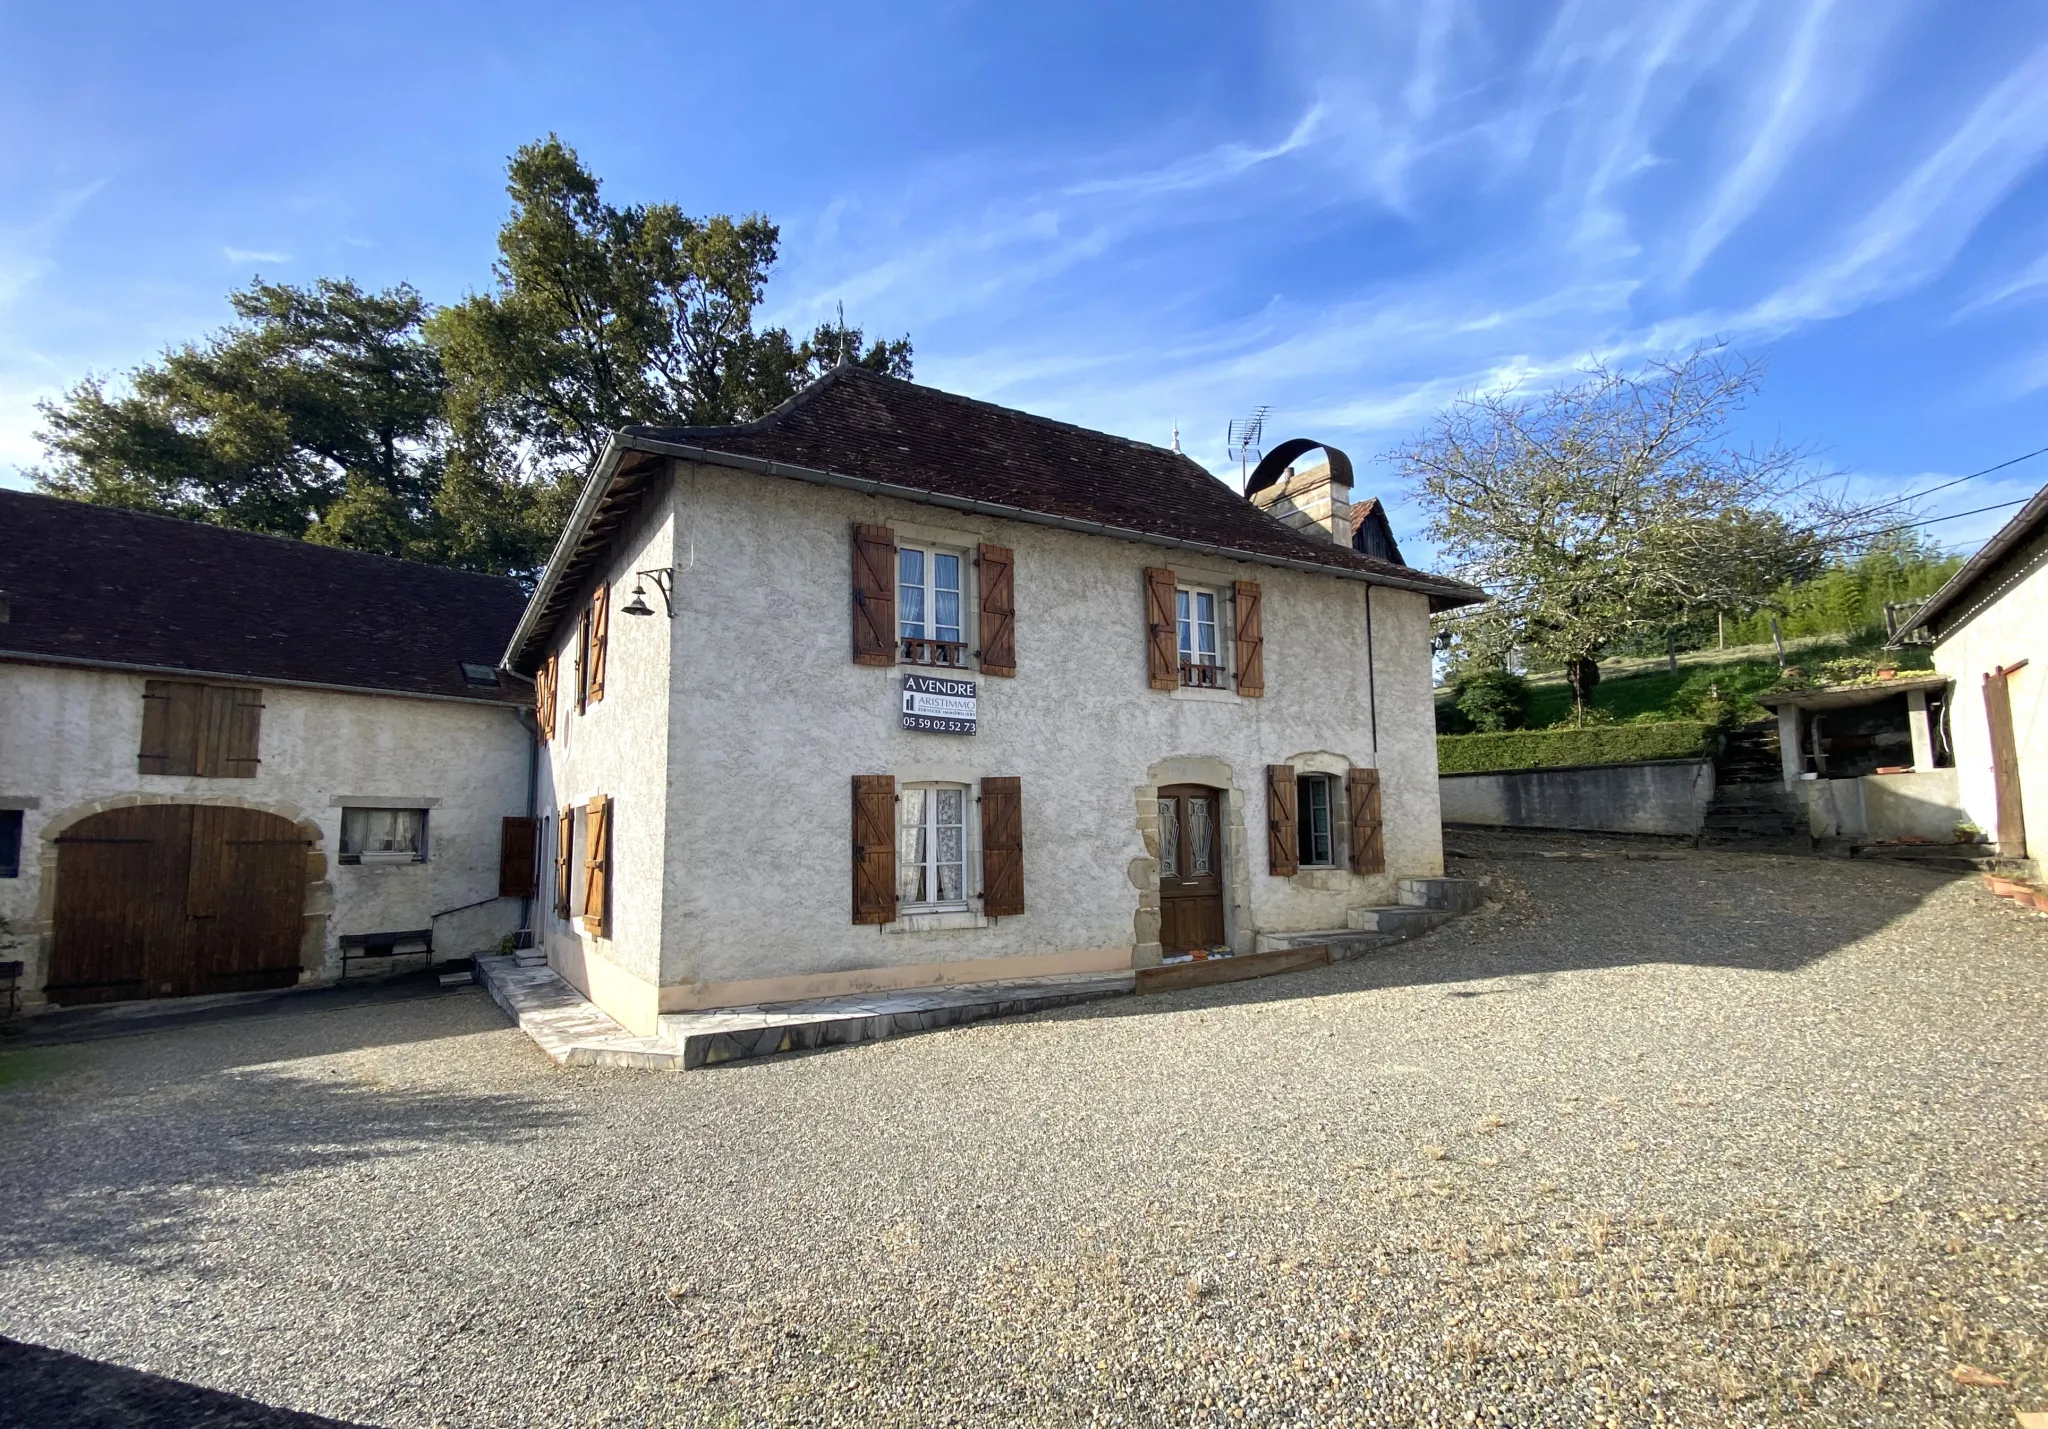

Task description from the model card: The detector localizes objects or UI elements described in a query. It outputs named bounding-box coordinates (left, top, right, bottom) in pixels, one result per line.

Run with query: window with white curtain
left=898, top=544, right=967, bottom=666
left=340, top=807, right=428, bottom=864
left=898, top=784, right=970, bottom=909
left=1176, top=585, right=1224, bottom=687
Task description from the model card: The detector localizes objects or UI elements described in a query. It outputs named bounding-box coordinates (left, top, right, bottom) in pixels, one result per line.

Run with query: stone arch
left=25, top=793, right=332, bottom=1006
left=1129, top=754, right=1256, bottom=966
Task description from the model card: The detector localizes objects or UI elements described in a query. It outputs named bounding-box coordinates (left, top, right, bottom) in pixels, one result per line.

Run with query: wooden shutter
left=536, top=656, right=556, bottom=742
left=581, top=796, right=611, bottom=935
left=1266, top=764, right=1298, bottom=876
left=139, top=679, right=202, bottom=775
left=980, top=776, right=1024, bottom=916
left=499, top=816, right=539, bottom=898
left=976, top=544, right=1016, bottom=677
left=554, top=805, right=574, bottom=917
left=586, top=586, right=609, bottom=705
left=1234, top=581, right=1265, bottom=697
left=205, top=686, right=264, bottom=778
left=1348, top=767, right=1385, bottom=875
left=851, top=774, right=897, bottom=924
left=1143, top=567, right=1178, bottom=690
left=575, top=606, right=592, bottom=712
left=852, top=524, right=897, bottom=666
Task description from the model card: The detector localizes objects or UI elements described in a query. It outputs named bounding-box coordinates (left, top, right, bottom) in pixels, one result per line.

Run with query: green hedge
left=1437, top=721, right=1716, bottom=775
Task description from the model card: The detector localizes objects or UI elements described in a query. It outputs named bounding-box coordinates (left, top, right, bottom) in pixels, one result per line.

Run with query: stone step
left=1396, top=876, right=1484, bottom=913
left=1259, top=929, right=1397, bottom=960
left=1346, top=905, right=1454, bottom=937
left=659, top=972, right=1136, bottom=1070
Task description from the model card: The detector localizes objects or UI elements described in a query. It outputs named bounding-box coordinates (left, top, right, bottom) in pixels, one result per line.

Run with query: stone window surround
left=1285, top=749, right=1370, bottom=892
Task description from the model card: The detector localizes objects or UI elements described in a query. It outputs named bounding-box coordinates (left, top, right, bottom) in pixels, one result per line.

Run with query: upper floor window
left=1297, top=774, right=1336, bottom=868
left=1177, top=586, right=1223, bottom=688
left=138, top=680, right=264, bottom=778
left=898, top=783, right=970, bottom=910
left=899, top=546, right=967, bottom=667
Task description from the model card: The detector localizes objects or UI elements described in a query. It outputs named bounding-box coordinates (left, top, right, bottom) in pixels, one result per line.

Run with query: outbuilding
left=505, top=367, right=1483, bottom=1035
left=1892, top=480, right=2048, bottom=872
left=0, top=492, right=534, bottom=1009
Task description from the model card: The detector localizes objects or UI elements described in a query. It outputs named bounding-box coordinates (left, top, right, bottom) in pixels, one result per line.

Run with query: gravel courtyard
left=1, top=840, right=2043, bottom=1428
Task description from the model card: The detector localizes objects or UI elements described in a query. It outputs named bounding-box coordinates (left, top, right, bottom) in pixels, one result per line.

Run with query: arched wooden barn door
left=50, top=805, right=308, bottom=1005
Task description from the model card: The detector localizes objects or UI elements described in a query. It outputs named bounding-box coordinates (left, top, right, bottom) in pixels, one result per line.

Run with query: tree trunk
left=1565, top=655, right=1600, bottom=722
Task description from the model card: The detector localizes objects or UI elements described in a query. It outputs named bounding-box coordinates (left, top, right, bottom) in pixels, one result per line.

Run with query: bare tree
left=1395, top=344, right=1886, bottom=718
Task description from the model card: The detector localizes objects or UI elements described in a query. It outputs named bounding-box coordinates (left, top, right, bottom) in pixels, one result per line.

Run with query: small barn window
left=340, top=808, right=428, bottom=864
left=1297, top=775, right=1336, bottom=868
left=0, top=809, right=20, bottom=878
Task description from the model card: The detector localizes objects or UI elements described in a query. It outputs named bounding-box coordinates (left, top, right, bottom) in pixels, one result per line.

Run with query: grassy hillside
left=1441, top=630, right=1936, bottom=731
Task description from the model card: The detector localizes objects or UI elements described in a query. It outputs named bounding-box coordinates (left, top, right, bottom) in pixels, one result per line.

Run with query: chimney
left=1248, top=460, right=1351, bottom=545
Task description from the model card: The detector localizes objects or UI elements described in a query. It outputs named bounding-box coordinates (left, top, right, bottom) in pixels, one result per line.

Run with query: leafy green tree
left=432, top=135, right=910, bottom=487
left=33, top=135, right=913, bottom=579
left=1451, top=667, right=1532, bottom=733
left=1397, top=345, right=1870, bottom=720
left=33, top=279, right=446, bottom=550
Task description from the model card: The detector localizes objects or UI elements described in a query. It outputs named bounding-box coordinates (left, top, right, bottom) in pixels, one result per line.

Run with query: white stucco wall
left=0, top=661, right=531, bottom=1004
left=1931, top=527, right=2047, bottom=875
left=533, top=459, right=1444, bottom=1020
left=534, top=499, right=676, bottom=1034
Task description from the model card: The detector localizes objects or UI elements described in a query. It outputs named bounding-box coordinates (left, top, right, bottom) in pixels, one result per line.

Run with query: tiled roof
left=507, top=368, right=1485, bottom=672
left=0, top=490, right=529, bottom=703
left=630, top=367, right=1476, bottom=592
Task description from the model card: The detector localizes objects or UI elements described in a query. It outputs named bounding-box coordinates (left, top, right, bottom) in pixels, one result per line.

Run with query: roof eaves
left=1892, top=481, right=2048, bottom=640
left=0, top=649, right=527, bottom=707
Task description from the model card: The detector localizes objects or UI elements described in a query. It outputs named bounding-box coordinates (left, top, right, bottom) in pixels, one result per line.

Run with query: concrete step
left=1396, top=876, right=1484, bottom=913
left=1260, top=929, right=1397, bottom=960
left=1346, top=905, right=1454, bottom=937
left=659, top=972, right=1135, bottom=1069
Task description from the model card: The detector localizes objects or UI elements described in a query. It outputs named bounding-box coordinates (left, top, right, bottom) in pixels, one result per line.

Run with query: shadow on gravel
left=0, top=1336, right=380, bottom=1428
left=1041, top=848, right=1967, bottom=1025
left=0, top=1066, right=571, bottom=1263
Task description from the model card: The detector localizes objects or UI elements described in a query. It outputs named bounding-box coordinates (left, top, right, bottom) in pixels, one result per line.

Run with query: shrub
left=1452, top=668, right=1532, bottom=732
left=1438, top=721, right=1716, bottom=774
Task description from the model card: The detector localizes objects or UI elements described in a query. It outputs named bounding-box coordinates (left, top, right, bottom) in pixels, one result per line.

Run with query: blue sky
left=5, top=0, right=2048, bottom=570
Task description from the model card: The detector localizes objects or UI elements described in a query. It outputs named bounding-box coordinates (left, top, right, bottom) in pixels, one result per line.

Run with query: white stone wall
left=563, top=459, right=1445, bottom=1017
left=1932, top=531, right=2047, bottom=875
left=533, top=499, right=677, bottom=1035
left=0, top=661, right=531, bottom=1003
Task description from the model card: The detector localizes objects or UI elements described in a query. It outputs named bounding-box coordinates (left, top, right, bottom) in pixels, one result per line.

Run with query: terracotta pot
left=1987, top=877, right=2026, bottom=899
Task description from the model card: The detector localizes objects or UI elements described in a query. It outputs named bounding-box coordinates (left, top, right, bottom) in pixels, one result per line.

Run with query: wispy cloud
left=223, top=246, right=290, bottom=265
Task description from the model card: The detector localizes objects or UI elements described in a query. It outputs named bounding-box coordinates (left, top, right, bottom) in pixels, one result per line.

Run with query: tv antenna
left=1226, top=406, right=1271, bottom=484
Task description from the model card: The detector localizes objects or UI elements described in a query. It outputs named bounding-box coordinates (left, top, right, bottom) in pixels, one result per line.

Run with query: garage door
left=49, top=805, right=309, bottom=1005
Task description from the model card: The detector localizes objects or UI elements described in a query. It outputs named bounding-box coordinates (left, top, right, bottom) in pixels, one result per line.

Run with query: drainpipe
left=1364, top=585, right=1379, bottom=757
left=515, top=706, right=539, bottom=947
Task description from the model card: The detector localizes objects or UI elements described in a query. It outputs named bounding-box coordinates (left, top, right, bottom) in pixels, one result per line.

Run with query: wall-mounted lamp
left=622, top=567, right=675, bottom=618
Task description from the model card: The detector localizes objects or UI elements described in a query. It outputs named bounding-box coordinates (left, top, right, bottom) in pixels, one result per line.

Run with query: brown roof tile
left=0, top=490, right=529, bottom=703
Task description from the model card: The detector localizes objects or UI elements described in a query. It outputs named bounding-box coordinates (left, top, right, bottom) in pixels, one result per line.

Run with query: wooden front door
left=1158, top=784, right=1226, bottom=954
left=50, top=805, right=308, bottom=1005
left=1985, top=665, right=2028, bottom=858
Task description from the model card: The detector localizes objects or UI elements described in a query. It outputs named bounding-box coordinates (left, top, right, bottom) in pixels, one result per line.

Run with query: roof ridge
left=1, top=488, right=525, bottom=590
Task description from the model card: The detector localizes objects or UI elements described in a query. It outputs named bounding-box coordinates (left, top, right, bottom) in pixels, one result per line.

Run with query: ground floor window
left=340, top=807, right=427, bottom=864
left=1297, top=774, right=1336, bottom=868
left=898, top=784, right=969, bottom=909
left=0, top=809, right=20, bottom=878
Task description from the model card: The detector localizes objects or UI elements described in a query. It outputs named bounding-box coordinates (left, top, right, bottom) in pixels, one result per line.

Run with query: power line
left=1827, top=496, right=2030, bottom=548
left=1851, top=442, right=2048, bottom=520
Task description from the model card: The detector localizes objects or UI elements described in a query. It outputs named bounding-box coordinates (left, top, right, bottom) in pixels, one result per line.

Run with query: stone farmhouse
left=510, top=367, right=1481, bottom=1035
left=0, top=370, right=1483, bottom=1030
